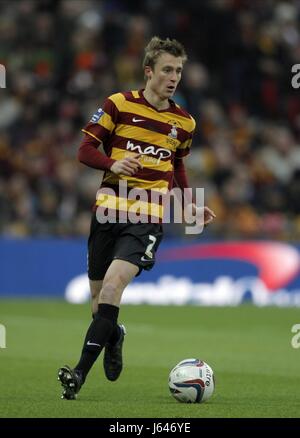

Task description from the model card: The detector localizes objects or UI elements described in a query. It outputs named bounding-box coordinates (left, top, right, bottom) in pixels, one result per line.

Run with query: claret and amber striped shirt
left=82, top=89, right=195, bottom=221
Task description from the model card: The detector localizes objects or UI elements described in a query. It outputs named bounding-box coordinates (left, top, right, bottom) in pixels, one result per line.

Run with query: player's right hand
left=110, top=154, right=143, bottom=176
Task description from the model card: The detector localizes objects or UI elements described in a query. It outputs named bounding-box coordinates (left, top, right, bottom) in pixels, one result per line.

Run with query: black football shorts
left=87, top=213, right=163, bottom=280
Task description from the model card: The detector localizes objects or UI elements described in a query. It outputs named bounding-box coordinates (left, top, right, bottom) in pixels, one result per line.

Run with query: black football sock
left=108, top=324, right=121, bottom=346
left=75, top=304, right=119, bottom=380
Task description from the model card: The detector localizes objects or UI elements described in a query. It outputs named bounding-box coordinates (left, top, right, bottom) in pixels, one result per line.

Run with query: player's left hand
left=192, top=205, right=216, bottom=226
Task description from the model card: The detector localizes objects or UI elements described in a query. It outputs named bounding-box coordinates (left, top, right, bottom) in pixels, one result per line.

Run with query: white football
left=168, top=358, right=215, bottom=403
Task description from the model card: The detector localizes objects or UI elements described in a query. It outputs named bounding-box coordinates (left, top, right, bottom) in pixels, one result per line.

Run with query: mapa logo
left=0, top=64, right=6, bottom=88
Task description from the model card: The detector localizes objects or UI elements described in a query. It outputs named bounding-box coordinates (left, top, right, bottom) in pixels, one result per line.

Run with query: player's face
left=146, top=53, right=183, bottom=100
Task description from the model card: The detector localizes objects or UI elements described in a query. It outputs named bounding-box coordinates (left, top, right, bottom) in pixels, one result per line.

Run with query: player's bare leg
left=99, top=259, right=139, bottom=307
left=89, top=280, right=103, bottom=315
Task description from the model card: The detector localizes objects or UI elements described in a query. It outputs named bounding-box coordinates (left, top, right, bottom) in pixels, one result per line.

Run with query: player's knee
left=100, top=282, right=119, bottom=302
left=101, top=272, right=128, bottom=301
left=90, top=288, right=99, bottom=300
left=89, top=280, right=102, bottom=299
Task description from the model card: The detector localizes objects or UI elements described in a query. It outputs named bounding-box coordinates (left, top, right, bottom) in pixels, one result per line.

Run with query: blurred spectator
left=0, top=0, right=300, bottom=240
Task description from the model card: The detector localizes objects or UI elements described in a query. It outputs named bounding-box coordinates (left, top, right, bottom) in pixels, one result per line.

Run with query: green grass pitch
left=0, top=300, right=299, bottom=418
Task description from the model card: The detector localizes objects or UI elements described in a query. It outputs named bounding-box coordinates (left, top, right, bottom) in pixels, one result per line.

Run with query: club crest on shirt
left=90, top=108, right=104, bottom=123
left=168, top=124, right=178, bottom=139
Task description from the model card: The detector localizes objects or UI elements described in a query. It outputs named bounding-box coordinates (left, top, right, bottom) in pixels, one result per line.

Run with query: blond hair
left=143, top=36, right=187, bottom=70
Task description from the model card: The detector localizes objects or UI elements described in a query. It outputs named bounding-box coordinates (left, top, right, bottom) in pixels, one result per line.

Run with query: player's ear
left=144, top=66, right=152, bottom=81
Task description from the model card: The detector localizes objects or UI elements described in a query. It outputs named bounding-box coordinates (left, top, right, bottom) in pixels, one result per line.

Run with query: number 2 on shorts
left=144, top=235, right=157, bottom=259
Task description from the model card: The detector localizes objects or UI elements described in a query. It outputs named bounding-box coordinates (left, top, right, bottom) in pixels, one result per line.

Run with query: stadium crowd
left=0, top=0, right=300, bottom=239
